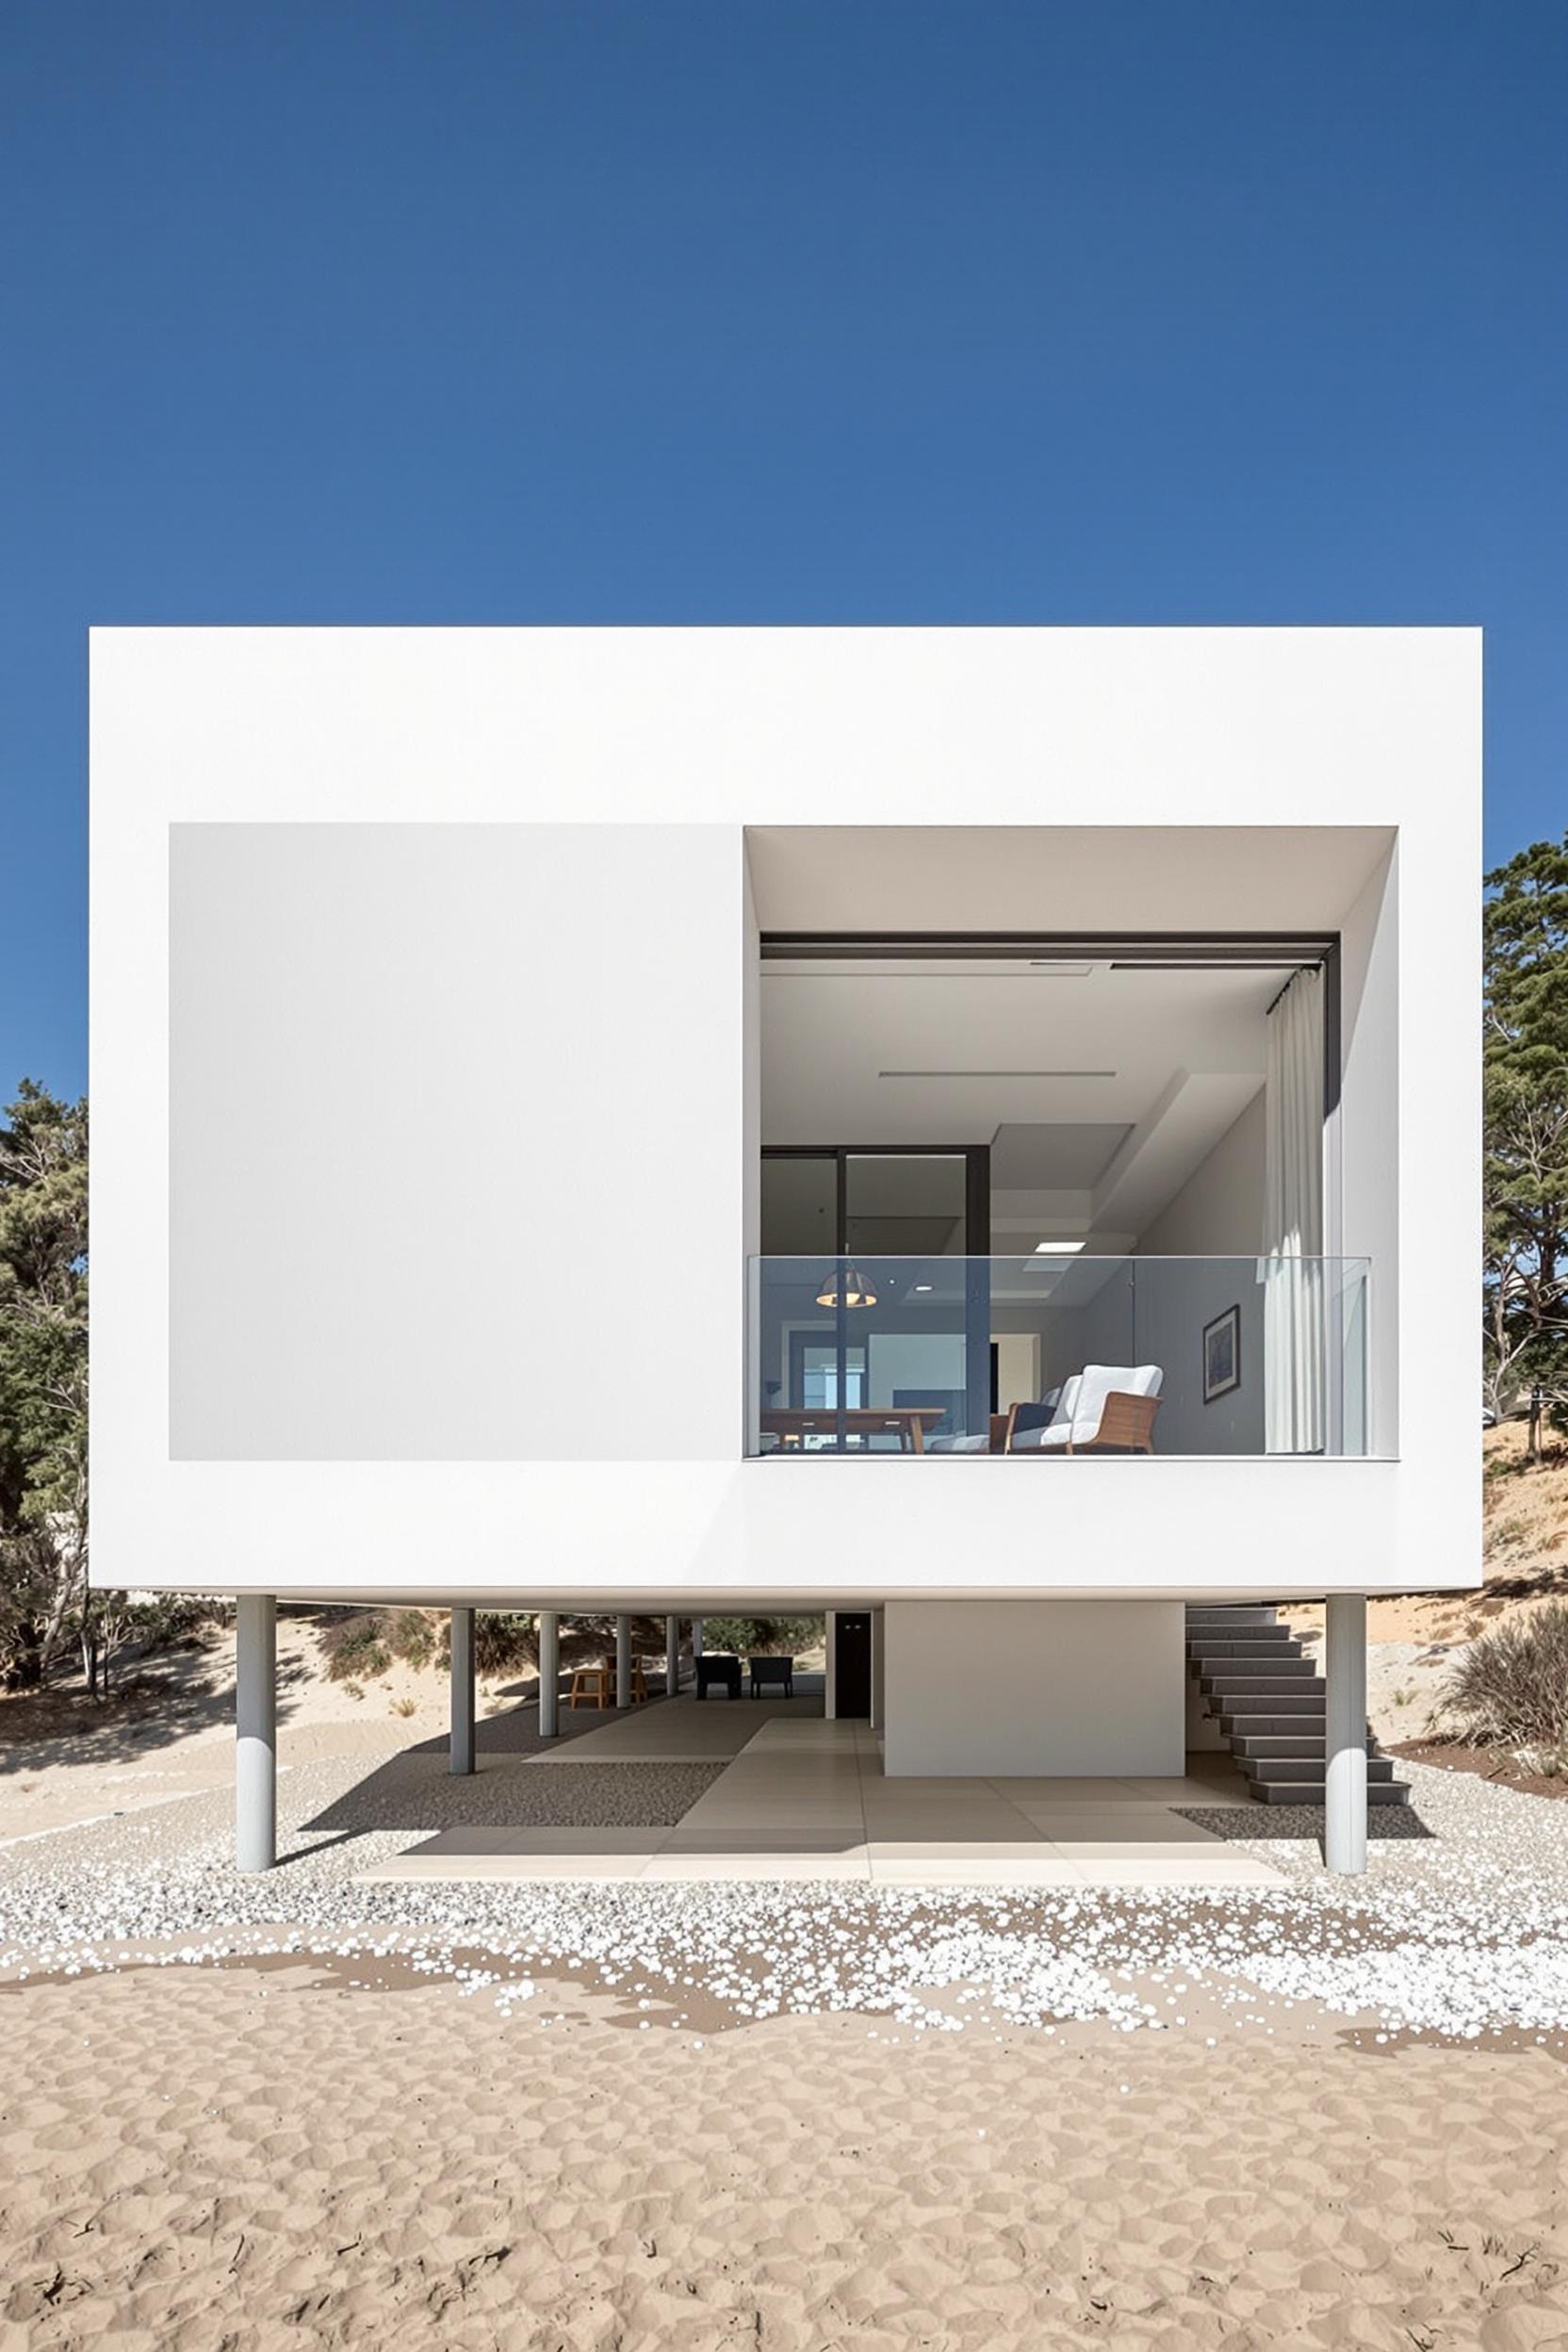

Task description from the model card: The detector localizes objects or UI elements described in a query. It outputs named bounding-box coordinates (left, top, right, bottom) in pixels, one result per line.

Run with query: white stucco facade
left=89, top=628, right=1479, bottom=1630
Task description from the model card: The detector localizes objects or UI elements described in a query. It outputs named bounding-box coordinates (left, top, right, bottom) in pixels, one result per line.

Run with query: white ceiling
left=760, top=958, right=1281, bottom=1246
left=989, top=1120, right=1132, bottom=1188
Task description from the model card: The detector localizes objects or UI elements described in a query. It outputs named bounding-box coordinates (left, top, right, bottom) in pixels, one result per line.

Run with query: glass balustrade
left=746, top=1255, right=1371, bottom=1458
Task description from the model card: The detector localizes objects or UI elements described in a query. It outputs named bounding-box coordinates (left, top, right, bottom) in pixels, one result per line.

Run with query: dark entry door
left=835, top=1612, right=872, bottom=1719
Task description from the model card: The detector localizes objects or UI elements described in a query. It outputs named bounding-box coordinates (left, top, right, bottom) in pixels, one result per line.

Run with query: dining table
left=759, top=1406, right=951, bottom=1454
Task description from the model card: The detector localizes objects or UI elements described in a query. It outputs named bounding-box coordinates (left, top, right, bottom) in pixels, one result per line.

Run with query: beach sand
left=3, top=1958, right=1566, bottom=2351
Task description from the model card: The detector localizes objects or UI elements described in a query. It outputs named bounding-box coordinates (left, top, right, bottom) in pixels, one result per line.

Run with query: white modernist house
left=89, top=628, right=1480, bottom=1874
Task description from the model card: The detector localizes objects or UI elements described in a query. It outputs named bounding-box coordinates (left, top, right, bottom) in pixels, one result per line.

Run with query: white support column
left=236, top=1594, right=277, bottom=1873
left=870, top=1608, right=884, bottom=1735
left=1325, top=1593, right=1368, bottom=1874
left=616, top=1612, right=633, bottom=1710
left=538, top=1610, right=559, bottom=1740
left=665, top=1614, right=680, bottom=1695
left=825, top=1611, right=839, bottom=1721
left=692, top=1616, right=705, bottom=1658
left=450, top=1607, right=475, bottom=1775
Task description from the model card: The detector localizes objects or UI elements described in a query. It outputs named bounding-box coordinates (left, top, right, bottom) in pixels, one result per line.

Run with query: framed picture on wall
left=1202, top=1304, right=1241, bottom=1403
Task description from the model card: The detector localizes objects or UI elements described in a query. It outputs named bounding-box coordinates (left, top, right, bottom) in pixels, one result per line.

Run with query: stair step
left=1202, top=1660, right=1321, bottom=1680
left=1187, top=1628, right=1298, bottom=1643
left=1230, top=1731, right=1372, bottom=1758
left=1223, top=1716, right=1328, bottom=1740
left=1252, top=1755, right=1399, bottom=1782
left=1202, top=1674, right=1325, bottom=1698
left=1189, top=1646, right=1298, bottom=1665
left=1185, top=1609, right=1280, bottom=1625
left=1245, top=1776, right=1412, bottom=1806
left=1194, top=1646, right=1307, bottom=1665
left=1186, top=1638, right=1301, bottom=1658
left=1219, top=1695, right=1331, bottom=1723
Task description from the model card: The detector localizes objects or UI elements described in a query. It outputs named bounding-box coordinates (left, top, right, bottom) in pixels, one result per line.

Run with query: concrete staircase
left=1186, top=1604, right=1411, bottom=1806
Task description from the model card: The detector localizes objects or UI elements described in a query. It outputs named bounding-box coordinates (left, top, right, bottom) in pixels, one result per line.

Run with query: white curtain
left=1262, top=967, right=1326, bottom=1453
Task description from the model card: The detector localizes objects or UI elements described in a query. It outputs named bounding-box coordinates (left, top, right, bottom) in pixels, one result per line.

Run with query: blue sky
left=3, top=0, right=1564, bottom=1102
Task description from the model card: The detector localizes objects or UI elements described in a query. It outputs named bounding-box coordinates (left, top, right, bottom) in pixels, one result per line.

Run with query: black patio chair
left=694, top=1654, right=742, bottom=1701
left=747, top=1655, right=794, bottom=1698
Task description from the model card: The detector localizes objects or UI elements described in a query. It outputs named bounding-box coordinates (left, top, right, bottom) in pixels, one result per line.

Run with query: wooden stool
left=568, top=1665, right=611, bottom=1709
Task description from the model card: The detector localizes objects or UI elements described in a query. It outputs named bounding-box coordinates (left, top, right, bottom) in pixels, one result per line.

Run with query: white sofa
left=1008, top=1364, right=1163, bottom=1454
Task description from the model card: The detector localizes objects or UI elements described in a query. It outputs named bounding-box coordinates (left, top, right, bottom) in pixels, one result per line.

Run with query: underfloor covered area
left=228, top=1594, right=1389, bottom=1875
left=351, top=1700, right=1284, bottom=1889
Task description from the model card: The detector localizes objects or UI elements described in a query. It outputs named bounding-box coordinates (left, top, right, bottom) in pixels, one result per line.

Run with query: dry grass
left=1440, top=1600, right=1568, bottom=1751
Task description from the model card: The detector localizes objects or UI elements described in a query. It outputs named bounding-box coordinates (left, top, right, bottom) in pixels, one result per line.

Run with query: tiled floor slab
left=643, top=1854, right=872, bottom=1882
left=1013, top=1808, right=1222, bottom=1845
left=982, top=1775, right=1154, bottom=1803
left=870, top=1834, right=1053, bottom=1853
left=1115, top=1775, right=1259, bottom=1805
left=352, top=1705, right=1285, bottom=1886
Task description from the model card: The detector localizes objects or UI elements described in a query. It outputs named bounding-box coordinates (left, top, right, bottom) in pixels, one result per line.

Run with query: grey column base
left=1325, top=1592, right=1368, bottom=1873
left=236, top=1594, right=277, bottom=1872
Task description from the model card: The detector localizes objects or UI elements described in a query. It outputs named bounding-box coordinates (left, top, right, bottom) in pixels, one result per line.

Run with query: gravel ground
left=303, top=1755, right=724, bottom=1834
left=5, top=1756, right=1568, bottom=2042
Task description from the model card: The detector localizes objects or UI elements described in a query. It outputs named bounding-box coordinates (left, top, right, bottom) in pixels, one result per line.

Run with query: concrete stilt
left=537, top=1609, right=559, bottom=1739
left=665, top=1613, right=680, bottom=1695
left=870, top=1608, right=884, bottom=1735
left=450, top=1606, right=475, bottom=1774
left=1325, top=1592, right=1368, bottom=1873
left=236, top=1594, right=277, bottom=1872
left=825, top=1610, right=839, bottom=1721
left=692, top=1615, right=705, bottom=1658
left=616, top=1612, right=632, bottom=1710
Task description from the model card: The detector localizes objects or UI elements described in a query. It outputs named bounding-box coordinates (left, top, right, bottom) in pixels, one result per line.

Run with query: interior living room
left=753, top=929, right=1365, bottom=1461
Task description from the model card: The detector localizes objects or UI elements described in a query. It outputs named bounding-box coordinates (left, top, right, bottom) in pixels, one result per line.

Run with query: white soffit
left=745, top=825, right=1393, bottom=934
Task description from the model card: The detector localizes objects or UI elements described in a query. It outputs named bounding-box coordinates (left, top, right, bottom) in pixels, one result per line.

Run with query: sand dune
left=2, top=1961, right=1566, bottom=2350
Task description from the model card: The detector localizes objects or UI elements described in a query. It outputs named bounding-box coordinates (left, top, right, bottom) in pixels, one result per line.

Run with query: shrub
left=386, top=1608, right=437, bottom=1670
left=319, top=1612, right=393, bottom=1683
left=473, top=1612, right=536, bottom=1677
left=125, top=1595, right=226, bottom=1650
left=703, top=1614, right=824, bottom=1658
left=1443, top=1602, right=1568, bottom=1748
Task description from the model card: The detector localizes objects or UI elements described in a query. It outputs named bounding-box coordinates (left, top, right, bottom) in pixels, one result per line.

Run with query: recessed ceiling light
left=1034, top=1240, right=1086, bottom=1255
left=913, top=1282, right=933, bottom=1293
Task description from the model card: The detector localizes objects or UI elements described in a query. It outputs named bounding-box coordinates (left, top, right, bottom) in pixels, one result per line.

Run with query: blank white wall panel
left=883, top=1601, right=1184, bottom=1776
left=169, top=822, right=744, bottom=1460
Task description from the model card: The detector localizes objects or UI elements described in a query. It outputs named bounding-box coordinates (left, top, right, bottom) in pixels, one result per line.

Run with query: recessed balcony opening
left=747, top=826, right=1382, bottom=1462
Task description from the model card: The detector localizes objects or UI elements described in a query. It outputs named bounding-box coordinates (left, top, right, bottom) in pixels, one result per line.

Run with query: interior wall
left=1133, top=1091, right=1267, bottom=1456
left=992, top=1331, right=1039, bottom=1411
left=1335, top=843, right=1399, bottom=1455
left=883, top=1600, right=1184, bottom=1775
left=1137, top=1089, right=1266, bottom=1256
